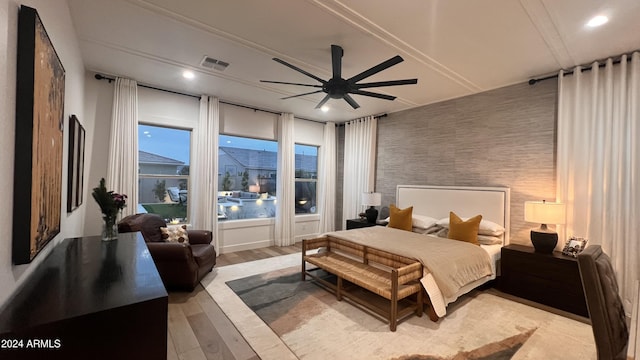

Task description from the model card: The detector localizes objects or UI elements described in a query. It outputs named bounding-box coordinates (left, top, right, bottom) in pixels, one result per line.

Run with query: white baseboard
left=219, top=239, right=274, bottom=254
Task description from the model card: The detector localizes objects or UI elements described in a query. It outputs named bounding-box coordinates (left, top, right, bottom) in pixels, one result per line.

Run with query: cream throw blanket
left=325, top=226, right=493, bottom=317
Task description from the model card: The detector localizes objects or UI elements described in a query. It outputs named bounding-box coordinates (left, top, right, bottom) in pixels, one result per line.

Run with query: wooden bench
left=302, top=236, right=423, bottom=331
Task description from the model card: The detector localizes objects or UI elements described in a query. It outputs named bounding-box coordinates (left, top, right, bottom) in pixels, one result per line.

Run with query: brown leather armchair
left=577, top=245, right=629, bottom=360
left=118, top=213, right=216, bottom=291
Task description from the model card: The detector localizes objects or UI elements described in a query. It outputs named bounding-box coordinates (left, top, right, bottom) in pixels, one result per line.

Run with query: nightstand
left=500, top=244, right=588, bottom=317
left=346, top=218, right=385, bottom=230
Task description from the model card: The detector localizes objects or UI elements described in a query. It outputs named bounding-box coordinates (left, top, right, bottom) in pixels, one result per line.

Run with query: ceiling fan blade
left=354, top=79, right=417, bottom=89
left=349, top=89, right=396, bottom=101
left=331, top=44, right=343, bottom=79
left=343, top=94, right=360, bottom=109
left=281, top=90, right=324, bottom=100
left=260, top=80, right=323, bottom=88
left=273, top=58, right=326, bottom=84
left=348, top=55, right=404, bottom=84
left=314, top=94, right=332, bottom=109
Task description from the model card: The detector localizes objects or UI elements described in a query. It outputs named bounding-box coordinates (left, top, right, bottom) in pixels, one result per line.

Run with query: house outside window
left=295, top=144, right=318, bottom=214
left=138, top=124, right=190, bottom=223
left=218, top=135, right=278, bottom=221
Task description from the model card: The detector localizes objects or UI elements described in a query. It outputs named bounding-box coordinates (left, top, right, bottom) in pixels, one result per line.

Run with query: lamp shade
left=362, top=192, right=381, bottom=207
left=248, top=185, right=260, bottom=193
left=524, top=201, right=566, bottom=225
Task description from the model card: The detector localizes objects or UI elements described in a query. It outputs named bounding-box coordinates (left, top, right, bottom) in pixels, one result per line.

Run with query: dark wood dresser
left=500, top=244, right=588, bottom=317
left=0, top=233, right=168, bottom=359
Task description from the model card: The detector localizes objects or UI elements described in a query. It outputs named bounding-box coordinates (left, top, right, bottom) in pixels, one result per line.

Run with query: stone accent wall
left=374, top=80, right=558, bottom=244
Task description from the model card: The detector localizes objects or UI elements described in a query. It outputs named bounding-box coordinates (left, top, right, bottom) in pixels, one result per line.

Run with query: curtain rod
left=528, top=50, right=638, bottom=85
left=93, top=73, right=324, bottom=123
left=335, top=113, right=387, bottom=127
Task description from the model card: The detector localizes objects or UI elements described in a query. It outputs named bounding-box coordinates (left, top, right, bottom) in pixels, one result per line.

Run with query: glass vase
left=101, top=216, right=118, bottom=241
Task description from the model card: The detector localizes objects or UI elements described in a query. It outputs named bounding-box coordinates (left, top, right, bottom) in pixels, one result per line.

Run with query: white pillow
left=412, top=225, right=441, bottom=235
left=412, top=214, right=438, bottom=229
left=161, top=225, right=190, bottom=243
left=436, top=217, right=505, bottom=236
left=384, top=214, right=438, bottom=230
left=433, top=228, right=503, bottom=245
left=477, top=234, right=503, bottom=245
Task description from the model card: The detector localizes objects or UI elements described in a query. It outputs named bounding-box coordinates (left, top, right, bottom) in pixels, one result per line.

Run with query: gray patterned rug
left=225, top=266, right=584, bottom=360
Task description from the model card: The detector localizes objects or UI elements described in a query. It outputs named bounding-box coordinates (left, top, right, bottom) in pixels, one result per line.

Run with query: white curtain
left=275, top=113, right=295, bottom=246
left=318, top=122, right=336, bottom=233
left=342, top=116, right=377, bottom=227
left=190, top=96, right=219, bottom=250
left=107, top=77, right=138, bottom=217
left=557, top=52, right=640, bottom=311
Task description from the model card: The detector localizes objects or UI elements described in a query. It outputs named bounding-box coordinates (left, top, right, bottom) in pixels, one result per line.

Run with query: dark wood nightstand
left=346, top=218, right=385, bottom=230
left=500, top=244, right=588, bottom=317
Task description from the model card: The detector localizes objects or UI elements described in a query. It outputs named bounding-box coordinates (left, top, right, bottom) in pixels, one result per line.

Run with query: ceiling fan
left=261, top=44, right=418, bottom=109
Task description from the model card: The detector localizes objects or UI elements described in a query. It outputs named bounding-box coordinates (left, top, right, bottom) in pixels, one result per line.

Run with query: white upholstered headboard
left=396, top=185, right=511, bottom=244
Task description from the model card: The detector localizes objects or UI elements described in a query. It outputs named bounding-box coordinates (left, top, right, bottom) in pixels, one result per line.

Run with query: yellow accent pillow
left=448, top=212, right=482, bottom=245
left=388, top=205, right=413, bottom=231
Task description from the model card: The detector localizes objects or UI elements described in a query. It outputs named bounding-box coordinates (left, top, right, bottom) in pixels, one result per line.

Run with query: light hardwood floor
left=166, top=244, right=301, bottom=360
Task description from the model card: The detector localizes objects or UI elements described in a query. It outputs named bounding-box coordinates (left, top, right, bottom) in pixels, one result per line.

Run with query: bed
left=325, top=185, right=510, bottom=319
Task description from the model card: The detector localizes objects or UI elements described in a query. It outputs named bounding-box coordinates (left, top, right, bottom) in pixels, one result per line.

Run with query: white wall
left=83, top=71, right=113, bottom=236
left=0, top=0, right=87, bottom=308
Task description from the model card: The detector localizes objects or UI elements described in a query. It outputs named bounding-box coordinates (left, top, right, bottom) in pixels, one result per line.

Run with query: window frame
left=218, top=134, right=278, bottom=221
left=294, top=142, right=319, bottom=216
left=138, top=123, right=192, bottom=224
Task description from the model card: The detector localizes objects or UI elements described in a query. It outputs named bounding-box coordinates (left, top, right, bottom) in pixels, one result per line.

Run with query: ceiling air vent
left=200, top=56, right=229, bottom=71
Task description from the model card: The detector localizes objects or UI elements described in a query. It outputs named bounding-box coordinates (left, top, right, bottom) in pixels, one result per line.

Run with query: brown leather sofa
left=118, top=213, right=216, bottom=291
left=577, top=245, right=628, bottom=360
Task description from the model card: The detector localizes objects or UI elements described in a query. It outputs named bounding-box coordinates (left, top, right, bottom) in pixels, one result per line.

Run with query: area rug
left=201, top=253, right=596, bottom=360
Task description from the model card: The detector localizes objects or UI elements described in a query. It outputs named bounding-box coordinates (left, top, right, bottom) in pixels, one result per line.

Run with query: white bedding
left=325, top=226, right=498, bottom=317
left=481, top=244, right=502, bottom=278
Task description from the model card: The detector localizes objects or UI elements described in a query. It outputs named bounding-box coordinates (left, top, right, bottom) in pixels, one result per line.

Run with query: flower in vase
left=92, top=178, right=127, bottom=223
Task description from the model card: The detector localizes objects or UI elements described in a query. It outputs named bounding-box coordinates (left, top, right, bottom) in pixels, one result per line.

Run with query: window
left=295, top=144, right=318, bottom=214
left=218, top=135, right=277, bottom=221
left=138, top=124, right=190, bottom=223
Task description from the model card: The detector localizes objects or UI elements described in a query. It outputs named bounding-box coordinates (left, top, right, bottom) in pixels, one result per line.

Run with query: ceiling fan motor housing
left=324, top=78, right=349, bottom=98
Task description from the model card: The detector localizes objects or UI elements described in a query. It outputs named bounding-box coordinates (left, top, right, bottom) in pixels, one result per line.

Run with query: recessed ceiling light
left=320, top=105, right=329, bottom=112
left=183, top=70, right=195, bottom=79
left=587, top=15, right=608, bottom=28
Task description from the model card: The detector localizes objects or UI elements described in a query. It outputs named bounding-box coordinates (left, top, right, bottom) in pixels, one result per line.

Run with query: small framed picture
left=562, top=237, right=588, bottom=257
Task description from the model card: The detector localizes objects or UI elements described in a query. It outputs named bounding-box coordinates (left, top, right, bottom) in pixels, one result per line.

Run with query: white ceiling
left=67, top=0, right=640, bottom=123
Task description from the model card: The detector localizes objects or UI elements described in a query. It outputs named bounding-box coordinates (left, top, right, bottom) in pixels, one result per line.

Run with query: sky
left=139, top=124, right=191, bottom=164
left=138, top=125, right=318, bottom=165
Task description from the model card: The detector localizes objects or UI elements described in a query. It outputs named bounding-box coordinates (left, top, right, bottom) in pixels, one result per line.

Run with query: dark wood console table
left=500, top=244, right=588, bottom=317
left=0, top=233, right=168, bottom=359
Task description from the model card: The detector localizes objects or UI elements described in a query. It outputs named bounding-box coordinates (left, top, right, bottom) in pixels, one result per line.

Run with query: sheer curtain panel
left=275, top=113, right=295, bottom=246
left=342, top=116, right=377, bottom=227
left=190, top=96, right=219, bottom=251
left=107, top=77, right=138, bottom=217
left=318, top=122, right=336, bottom=233
left=557, top=52, right=640, bottom=311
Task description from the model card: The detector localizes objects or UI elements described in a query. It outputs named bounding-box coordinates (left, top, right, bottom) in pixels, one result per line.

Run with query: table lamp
left=362, top=192, right=382, bottom=224
left=524, top=200, right=566, bottom=253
